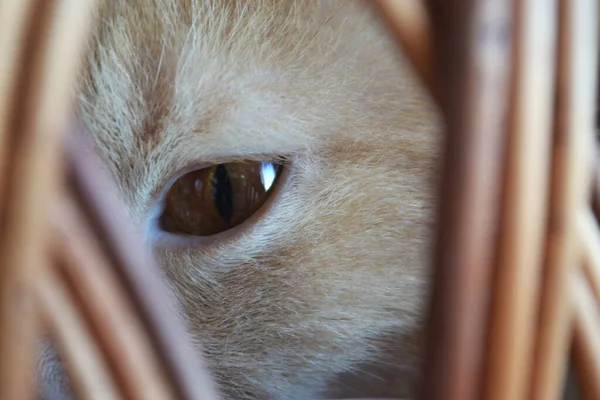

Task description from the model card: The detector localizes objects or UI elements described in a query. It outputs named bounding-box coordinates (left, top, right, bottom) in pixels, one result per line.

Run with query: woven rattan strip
left=0, top=0, right=217, bottom=399
left=0, top=0, right=96, bottom=398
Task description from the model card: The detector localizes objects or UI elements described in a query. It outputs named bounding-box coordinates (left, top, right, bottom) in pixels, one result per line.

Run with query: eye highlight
left=159, top=161, right=283, bottom=237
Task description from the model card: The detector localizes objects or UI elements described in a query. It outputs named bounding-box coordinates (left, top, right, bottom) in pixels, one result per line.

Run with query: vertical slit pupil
left=211, top=164, right=234, bottom=223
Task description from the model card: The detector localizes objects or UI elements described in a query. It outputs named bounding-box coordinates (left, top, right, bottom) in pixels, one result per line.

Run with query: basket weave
left=0, top=1, right=598, bottom=399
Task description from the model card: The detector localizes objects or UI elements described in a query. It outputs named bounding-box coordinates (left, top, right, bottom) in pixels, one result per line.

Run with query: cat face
left=71, top=1, right=440, bottom=398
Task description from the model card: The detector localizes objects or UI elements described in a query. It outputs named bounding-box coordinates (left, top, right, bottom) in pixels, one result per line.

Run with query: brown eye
left=159, top=161, right=283, bottom=236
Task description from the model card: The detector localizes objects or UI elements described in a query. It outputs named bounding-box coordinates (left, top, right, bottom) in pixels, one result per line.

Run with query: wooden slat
left=0, top=1, right=53, bottom=398
left=528, top=0, right=599, bottom=398
left=66, top=134, right=220, bottom=400
left=481, top=0, right=558, bottom=399
left=0, top=1, right=96, bottom=399
left=49, top=192, right=177, bottom=400
left=0, top=0, right=35, bottom=186
left=571, top=271, right=600, bottom=400
left=579, top=210, right=600, bottom=303
left=36, top=265, right=122, bottom=400
left=420, top=1, right=514, bottom=400
left=591, top=145, right=600, bottom=219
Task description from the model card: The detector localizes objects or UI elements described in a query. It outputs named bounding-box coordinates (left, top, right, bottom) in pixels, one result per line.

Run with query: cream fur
left=39, top=1, right=440, bottom=399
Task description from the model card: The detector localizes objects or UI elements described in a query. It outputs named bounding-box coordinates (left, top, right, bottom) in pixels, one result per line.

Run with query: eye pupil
left=211, top=164, right=234, bottom=223
left=159, top=161, right=282, bottom=237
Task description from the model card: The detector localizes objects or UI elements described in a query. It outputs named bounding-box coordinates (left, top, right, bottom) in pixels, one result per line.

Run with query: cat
left=39, top=1, right=440, bottom=398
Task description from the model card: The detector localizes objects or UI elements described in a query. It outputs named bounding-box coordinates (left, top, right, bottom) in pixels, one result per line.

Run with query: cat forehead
left=77, top=0, right=403, bottom=207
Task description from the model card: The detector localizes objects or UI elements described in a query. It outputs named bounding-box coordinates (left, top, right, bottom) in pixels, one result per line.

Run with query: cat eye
left=159, top=161, right=283, bottom=237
